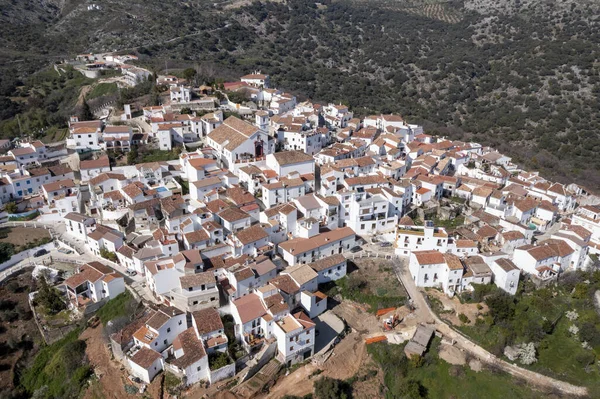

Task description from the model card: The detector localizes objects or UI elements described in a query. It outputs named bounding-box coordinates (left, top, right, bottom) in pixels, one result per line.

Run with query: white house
left=278, top=227, right=356, bottom=266
left=488, top=258, right=520, bottom=295
left=266, top=151, right=315, bottom=177
left=170, top=86, right=192, bottom=103
left=241, top=73, right=270, bottom=88
left=64, top=212, right=96, bottom=241
left=132, top=306, right=187, bottom=353
left=206, top=116, right=274, bottom=168
left=395, top=221, right=449, bottom=257
left=308, top=254, right=347, bottom=284
left=63, top=262, right=125, bottom=308
left=408, top=251, right=464, bottom=295
left=128, top=347, right=163, bottom=384
left=273, top=311, right=315, bottom=367
left=168, top=328, right=210, bottom=385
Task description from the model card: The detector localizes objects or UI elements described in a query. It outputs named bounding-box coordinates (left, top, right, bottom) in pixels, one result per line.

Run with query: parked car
left=379, top=242, right=393, bottom=247
left=350, top=246, right=362, bottom=253
left=126, top=269, right=137, bottom=276
left=33, top=249, right=48, bottom=257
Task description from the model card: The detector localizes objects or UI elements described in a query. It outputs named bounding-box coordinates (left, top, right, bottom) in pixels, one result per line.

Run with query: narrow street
left=392, top=259, right=588, bottom=397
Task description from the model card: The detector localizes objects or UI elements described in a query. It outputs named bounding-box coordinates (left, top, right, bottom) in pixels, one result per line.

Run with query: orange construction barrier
left=376, top=307, right=396, bottom=317
left=365, top=335, right=387, bottom=345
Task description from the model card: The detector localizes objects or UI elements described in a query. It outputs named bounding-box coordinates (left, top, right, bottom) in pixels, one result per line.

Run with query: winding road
left=392, top=259, right=588, bottom=397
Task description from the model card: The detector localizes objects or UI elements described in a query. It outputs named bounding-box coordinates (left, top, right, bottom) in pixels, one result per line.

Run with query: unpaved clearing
left=439, top=343, right=467, bottom=365
left=322, top=331, right=367, bottom=380
left=427, top=288, right=488, bottom=325
left=0, top=226, right=51, bottom=248
left=332, top=301, right=381, bottom=334
left=260, top=331, right=372, bottom=399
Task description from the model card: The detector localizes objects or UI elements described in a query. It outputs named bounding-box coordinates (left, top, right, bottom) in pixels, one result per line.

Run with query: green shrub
left=313, top=377, right=351, bottom=399
left=95, top=291, right=135, bottom=325
left=458, top=313, right=470, bottom=324
left=19, top=328, right=90, bottom=398
left=208, top=351, right=232, bottom=369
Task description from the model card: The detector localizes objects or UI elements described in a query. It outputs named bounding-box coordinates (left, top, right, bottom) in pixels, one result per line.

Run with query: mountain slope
left=1, top=0, right=599, bottom=187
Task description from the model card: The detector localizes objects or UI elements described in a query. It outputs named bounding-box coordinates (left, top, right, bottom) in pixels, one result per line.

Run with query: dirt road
left=392, top=259, right=588, bottom=397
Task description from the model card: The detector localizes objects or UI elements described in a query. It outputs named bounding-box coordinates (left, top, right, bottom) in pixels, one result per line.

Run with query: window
left=167, top=328, right=171, bottom=333
left=179, top=320, right=182, bottom=325
left=164, top=339, right=167, bottom=345
left=193, top=301, right=198, bottom=305
left=290, top=346, right=294, bottom=351
left=154, top=342, right=158, bottom=346
left=289, top=337, right=293, bottom=342
left=197, top=366, right=201, bottom=371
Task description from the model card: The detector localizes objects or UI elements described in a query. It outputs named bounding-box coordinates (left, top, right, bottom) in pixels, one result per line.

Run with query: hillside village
left=1, top=65, right=599, bottom=395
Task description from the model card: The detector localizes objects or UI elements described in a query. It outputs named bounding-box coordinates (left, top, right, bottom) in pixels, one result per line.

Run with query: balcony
left=243, top=332, right=265, bottom=349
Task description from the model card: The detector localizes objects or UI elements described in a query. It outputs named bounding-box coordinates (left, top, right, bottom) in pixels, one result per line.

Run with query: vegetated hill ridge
left=1, top=0, right=600, bottom=188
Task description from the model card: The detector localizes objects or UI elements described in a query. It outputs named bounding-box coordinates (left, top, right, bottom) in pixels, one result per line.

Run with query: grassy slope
left=369, top=338, right=541, bottom=399
left=459, top=278, right=600, bottom=396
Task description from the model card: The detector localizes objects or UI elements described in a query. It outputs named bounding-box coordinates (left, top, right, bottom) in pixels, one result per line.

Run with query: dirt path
left=260, top=363, right=318, bottom=399
left=81, top=324, right=161, bottom=399
left=259, top=331, right=370, bottom=399
left=77, top=85, right=92, bottom=107
left=392, top=259, right=589, bottom=397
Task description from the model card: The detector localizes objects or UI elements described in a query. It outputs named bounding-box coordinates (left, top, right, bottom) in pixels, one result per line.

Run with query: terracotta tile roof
left=519, top=244, right=559, bottom=261
left=501, top=231, right=525, bottom=241
left=413, top=250, right=445, bottom=265
left=193, top=308, right=224, bottom=335
left=192, top=176, right=223, bottom=189
left=278, top=227, right=355, bottom=255
left=89, top=172, right=127, bottom=185
left=443, top=253, right=464, bottom=270
left=171, top=328, right=207, bottom=368
left=180, top=271, right=215, bottom=289
left=80, top=156, right=110, bottom=170
left=219, top=207, right=250, bottom=223
left=344, top=174, right=388, bottom=187
left=235, top=224, right=268, bottom=245
left=269, top=274, right=300, bottom=294
left=539, top=239, right=575, bottom=257
left=42, top=179, right=75, bottom=192
left=272, top=151, right=314, bottom=166
left=515, top=197, right=538, bottom=212
left=476, top=225, right=498, bottom=239
left=283, top=264, right=318, bottom=286
left=64, top=212, right=92, bottom=223
left=207, top=116, right=260, bottom=151
left=184, top=229, right=210, bottom=244
left=230, top=264, right=255, bottom=281
left=495, top=258, right=519, bottom=272
left=250, top=259, right=277, bottom=276
left=565, top=225, right=591, bottom=240
left=264, top=293, right=289, bottom=315
left=146, top=306, right=183, bottom=330
left=225, top=186, right=255, bottom=205
left=232, top=293, right=267, bottom=324
left=456, top=239, right=477, bottom=248
left=399, top=216, right=415, bottom=226
left=309, top=254, right=346, bottom=272
left=130, top=347, right=161, bottom=369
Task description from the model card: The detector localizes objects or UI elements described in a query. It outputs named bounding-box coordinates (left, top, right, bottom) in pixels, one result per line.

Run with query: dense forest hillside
left=1, top=0, right=600, bottom=188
